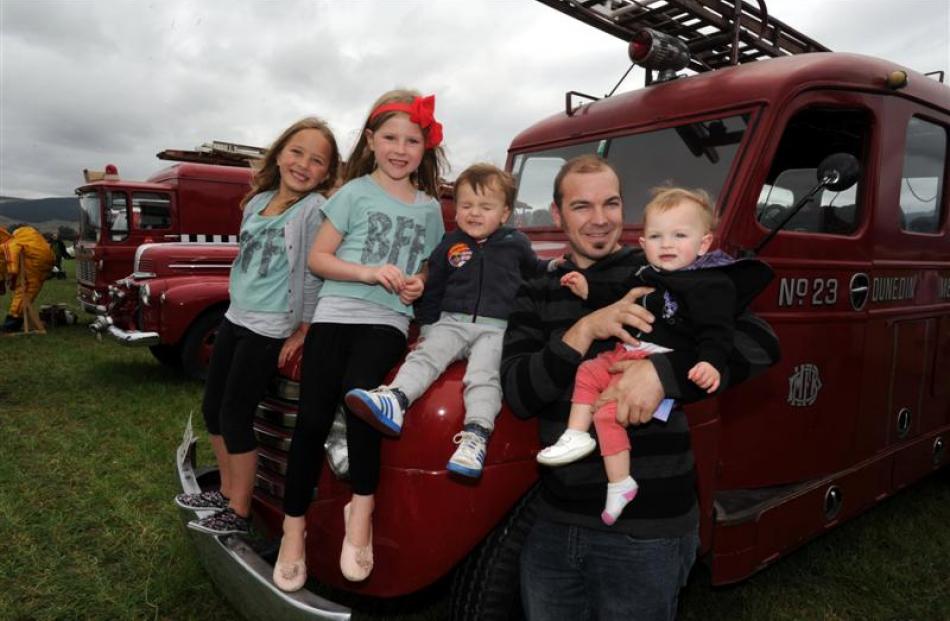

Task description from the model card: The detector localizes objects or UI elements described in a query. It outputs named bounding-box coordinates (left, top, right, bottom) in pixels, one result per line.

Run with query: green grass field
left=1, top=265, right=947, bottom=620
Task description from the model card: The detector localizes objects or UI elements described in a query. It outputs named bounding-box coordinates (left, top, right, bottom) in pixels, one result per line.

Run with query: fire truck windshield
left=78, top=191, right=102, bottom=242
left=511, top=114, right=749, bottom=228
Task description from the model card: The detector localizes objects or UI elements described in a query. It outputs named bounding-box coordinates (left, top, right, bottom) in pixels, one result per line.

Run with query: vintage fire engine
left=76, top=141, right=260, bottom=316
left=173, top=1, right=949, bottom=619
left=81, top=142, right=260, bottom=375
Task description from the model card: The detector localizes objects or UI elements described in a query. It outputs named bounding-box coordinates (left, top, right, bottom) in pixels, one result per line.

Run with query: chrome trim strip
left=105, top=325, right=160, bottom=346
left=176, top=418, right=351, bottom=620
left=254, top=426, right=293, bottom=452
left=272, top=377, right=300, bottom=402
left=77, top=297, right=107, bottom=315
left=256, top=403, right=298, bottom=428
left=255, top=472, right=286, bottom=499
left=258, top=451, right=288, bottom=476
left=168, top=263, right=234, bottom=270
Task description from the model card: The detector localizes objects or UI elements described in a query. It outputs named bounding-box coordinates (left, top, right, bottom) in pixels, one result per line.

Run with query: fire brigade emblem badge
left=787, top=363, right=822, bottom=407
left=447, top=242, right=473, bottom=268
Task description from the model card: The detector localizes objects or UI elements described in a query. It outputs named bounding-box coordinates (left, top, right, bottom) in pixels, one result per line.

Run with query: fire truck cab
left=75, top=144, right=257, bottom=314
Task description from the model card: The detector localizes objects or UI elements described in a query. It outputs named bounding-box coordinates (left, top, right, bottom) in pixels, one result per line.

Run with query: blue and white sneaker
left=345, top=387, right=405, bottom=437
left=446, top=426, right=489, bottom=478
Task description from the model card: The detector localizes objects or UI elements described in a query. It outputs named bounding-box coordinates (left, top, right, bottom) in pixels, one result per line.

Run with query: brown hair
left=552, top=154, right=620, bottom=209
left=342, top=89, right=447, bottom=198
left=240, top=117, right=340, bottom=211
left=644, top=186, right=716, bottom=231
left=454, top=163, right=516, bottom=209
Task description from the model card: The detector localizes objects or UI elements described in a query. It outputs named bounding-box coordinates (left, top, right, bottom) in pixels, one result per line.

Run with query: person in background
left=48, top=232, right=69, bottom=279
left=0, top=225, right=55, bottom=332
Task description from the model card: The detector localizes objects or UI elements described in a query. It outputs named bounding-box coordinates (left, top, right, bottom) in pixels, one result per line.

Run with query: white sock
left=562, top=428, right=590, bottom=440
left=602, top=476, right=639, bottom=525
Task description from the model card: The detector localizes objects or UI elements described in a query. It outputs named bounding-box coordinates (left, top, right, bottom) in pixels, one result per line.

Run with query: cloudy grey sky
left=1, top=0, right=948, bottom=198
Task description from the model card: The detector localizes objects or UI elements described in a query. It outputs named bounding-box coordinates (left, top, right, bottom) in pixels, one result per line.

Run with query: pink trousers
left=572, top=343, right=649, bottom=457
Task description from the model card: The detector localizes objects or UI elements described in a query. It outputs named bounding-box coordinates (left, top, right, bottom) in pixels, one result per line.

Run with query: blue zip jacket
left=415, top=226, right=551, bottom=325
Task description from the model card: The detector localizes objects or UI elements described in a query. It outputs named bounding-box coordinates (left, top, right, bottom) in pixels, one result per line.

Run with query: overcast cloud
left=1, top=0, right=947, bottom=198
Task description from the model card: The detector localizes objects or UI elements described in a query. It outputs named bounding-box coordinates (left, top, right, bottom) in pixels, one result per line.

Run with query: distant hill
left=0, top=197, right=78, bottom=224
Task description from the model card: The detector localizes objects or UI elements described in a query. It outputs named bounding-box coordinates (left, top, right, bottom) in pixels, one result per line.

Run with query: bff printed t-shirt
left=318, top=175, right=444, bottom=316
left=229, top=192, right=296, bottom=312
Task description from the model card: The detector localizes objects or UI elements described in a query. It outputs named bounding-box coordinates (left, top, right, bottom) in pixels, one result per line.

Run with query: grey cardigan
left=225, top=191, right=325, bottom=338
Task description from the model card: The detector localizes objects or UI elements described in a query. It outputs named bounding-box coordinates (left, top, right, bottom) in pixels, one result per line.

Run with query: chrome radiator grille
left=77, top=259, right=97, bottom=283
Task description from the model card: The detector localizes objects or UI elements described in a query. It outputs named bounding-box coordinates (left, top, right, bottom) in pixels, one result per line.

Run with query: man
left=501, top=155, right=779, bottom=620
left=49, top=232, right=69, bottom=279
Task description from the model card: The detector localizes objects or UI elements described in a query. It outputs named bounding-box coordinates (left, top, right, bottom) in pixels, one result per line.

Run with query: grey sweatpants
left=391, top=313, right=505, bottom=432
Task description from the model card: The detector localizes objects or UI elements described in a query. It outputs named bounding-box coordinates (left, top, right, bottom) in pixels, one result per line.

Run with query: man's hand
left=594, top=358, right=664, bottom=426
left=561, top=286, right=655, bottom=356
left=688, top=361, right=720, bottom=393
left=560, top=271, right=589, bottom=300
left=399, top=274, right=425, bottom=304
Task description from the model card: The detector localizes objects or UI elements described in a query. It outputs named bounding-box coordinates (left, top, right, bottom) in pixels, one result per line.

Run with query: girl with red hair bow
left=275, top=89, right=447, bottom=589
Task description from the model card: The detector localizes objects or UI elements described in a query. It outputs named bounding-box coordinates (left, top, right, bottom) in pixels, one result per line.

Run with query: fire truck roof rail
left=156, top=140, right=265, bottom=168
left=537, top=0, right=830, bottom=73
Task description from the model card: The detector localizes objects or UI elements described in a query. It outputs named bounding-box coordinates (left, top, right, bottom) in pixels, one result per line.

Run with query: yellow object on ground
left=0, top=226, right=54, bottom=318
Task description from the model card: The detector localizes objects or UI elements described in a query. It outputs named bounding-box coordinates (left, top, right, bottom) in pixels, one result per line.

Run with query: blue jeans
left=520, top=518, right=699, bottom=621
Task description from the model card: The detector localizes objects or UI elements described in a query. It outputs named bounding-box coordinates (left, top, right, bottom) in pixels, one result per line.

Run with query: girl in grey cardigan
left=174, top=117, right=340, bottom=540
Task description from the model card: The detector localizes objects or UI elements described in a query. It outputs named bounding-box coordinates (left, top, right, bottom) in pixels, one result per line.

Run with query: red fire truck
left=75, top=142, right=260, bottom=315
left=171, top=2, right=948, bottom=618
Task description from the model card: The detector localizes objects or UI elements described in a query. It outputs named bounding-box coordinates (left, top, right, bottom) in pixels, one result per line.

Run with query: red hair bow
left=370, top=95, right=444, bottom=149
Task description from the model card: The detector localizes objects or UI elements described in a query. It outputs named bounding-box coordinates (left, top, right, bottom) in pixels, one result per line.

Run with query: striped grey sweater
left=501, top=246, right=780, bottom=537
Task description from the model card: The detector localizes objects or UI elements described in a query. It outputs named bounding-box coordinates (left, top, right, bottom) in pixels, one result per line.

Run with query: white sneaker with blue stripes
left=446, top=428, right=489, bottom=478
left=345, top=387, right=405, bottom=437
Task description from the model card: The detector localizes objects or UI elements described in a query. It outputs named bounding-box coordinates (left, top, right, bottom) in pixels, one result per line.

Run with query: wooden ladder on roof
left=536, top=0, right=829, bottom=73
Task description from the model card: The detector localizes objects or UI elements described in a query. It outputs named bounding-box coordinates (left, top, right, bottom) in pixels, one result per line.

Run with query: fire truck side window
left=78, top=191, right=101, bottom=242
left=899, top=117, right=946, bottom=233
left=757, top=108, right=869, bottom=235
left=133, top=192, right=173, bottom=230
left=107, top=192, right=129, bottom=242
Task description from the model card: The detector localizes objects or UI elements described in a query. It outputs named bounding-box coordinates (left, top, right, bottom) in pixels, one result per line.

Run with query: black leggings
left=202, top=317, right=284, bottom=454
left=282, top=322, right=406, bottom=516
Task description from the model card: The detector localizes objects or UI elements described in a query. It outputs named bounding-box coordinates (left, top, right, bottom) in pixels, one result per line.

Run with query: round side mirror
left=817, top=153, right=861, bottom=191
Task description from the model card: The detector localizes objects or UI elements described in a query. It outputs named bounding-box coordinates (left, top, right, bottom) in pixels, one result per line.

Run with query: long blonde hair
left=342, top=89, right=446, bottom=198
left=240, top=117, right=340, bottom=211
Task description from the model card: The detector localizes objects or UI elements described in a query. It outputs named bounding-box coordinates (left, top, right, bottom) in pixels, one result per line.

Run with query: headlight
left=140, top=283, right=151, bottom=307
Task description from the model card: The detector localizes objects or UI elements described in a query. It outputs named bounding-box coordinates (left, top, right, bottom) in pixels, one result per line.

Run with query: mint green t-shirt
left=229, top=193, right=296, bottom=312
left=318, top=175, right=444, bottom=317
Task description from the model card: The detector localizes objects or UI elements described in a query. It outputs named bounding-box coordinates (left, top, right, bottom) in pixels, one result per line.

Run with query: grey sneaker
left=174, top=490, right=229, bottom=511
left=187, top=507, right=250, bottom=536
left=446, top=426, right=489, bottom=478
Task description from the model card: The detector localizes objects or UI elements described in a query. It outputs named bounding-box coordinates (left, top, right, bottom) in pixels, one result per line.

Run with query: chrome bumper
left=176, top=417, right=351, bottom=621
left=89, top=315, right=160, bottom=346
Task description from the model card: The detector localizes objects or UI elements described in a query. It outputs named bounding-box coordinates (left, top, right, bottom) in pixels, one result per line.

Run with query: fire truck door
left=719, top=92, right=879, bottom=488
